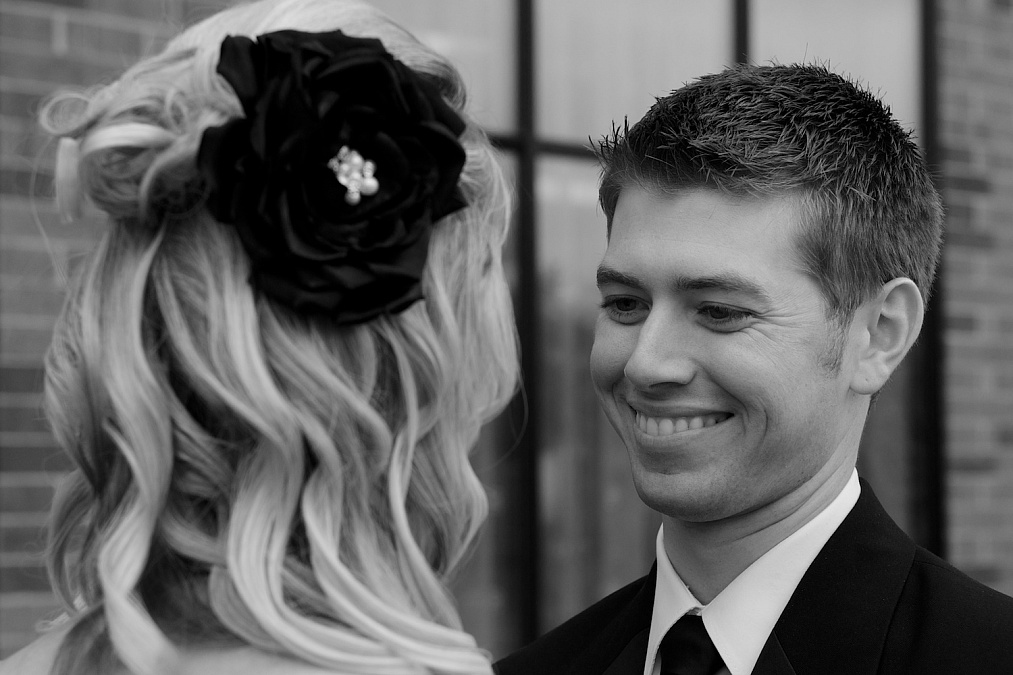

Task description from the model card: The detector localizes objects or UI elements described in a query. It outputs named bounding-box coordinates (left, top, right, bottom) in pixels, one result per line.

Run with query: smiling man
left=496, top=64, right=1013, bottom=675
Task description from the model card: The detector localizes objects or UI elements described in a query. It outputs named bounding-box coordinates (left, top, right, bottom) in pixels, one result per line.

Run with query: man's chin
left=631, top=470, right=732, bottom=523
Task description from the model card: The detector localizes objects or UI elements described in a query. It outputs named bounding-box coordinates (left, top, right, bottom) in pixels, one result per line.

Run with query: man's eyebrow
left=596, top=266, right=642, bottom=289
left=596, top=264, right=773, bottom=304
left=676, top=274, right=773, bottom=304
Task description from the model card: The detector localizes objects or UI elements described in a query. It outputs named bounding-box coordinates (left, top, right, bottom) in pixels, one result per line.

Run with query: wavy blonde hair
left=38, top=1, right=519, bottom=673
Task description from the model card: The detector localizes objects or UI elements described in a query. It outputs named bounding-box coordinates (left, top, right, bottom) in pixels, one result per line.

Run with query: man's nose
left=622, top=308, right=697, bottom=389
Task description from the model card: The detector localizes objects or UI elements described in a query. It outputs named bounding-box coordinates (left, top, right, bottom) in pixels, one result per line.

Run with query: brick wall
left=939, top=0, right=1013, bottom=598
left=0, top=0, right=231, bottom=657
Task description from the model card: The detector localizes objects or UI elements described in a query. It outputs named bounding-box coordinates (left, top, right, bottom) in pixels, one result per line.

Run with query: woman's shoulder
left=1, top=632, right=424, bottom=675
left=180, top=644, right=384, bottom=675
left=0, top=623, right=70, bottom=675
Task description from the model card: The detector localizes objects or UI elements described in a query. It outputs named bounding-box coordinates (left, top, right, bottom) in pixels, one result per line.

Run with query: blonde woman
left=1, top=0, right=518, bottom=673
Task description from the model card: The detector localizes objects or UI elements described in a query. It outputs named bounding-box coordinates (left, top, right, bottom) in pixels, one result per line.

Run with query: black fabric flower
left=197, top=29, right=467, bottom=322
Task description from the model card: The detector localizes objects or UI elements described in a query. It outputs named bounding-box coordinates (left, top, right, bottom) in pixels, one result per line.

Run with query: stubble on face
left=591, top=186, right=867, bottom=531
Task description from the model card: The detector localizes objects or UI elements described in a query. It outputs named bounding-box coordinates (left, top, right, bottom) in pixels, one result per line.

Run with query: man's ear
left=850, top=278, right=924, bottom=395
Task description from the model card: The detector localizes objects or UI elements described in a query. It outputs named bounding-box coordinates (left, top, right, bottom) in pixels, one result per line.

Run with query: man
left=495, top=64, right=1013, bottom=675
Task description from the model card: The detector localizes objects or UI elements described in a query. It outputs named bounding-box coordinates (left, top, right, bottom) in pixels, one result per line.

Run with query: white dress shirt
left=644, top=470, right=861, bottom=675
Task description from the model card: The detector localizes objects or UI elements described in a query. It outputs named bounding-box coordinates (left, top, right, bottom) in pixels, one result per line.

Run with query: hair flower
left=197, top=29, right=468, bottom=322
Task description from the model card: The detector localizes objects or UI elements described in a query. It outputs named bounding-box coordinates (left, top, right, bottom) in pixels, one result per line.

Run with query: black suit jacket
left=495, top=481, right=1013, bottom=674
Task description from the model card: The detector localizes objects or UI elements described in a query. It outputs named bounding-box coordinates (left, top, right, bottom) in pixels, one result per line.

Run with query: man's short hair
left=597, top=63, right=944, bottom=328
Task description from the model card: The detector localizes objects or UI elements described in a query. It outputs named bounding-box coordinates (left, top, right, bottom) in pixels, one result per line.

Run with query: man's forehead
left=600, top=186, right=815, bottom=299
left=608, top=185, right=806, bottom=253
left=612, top=183, right=799, bottom=217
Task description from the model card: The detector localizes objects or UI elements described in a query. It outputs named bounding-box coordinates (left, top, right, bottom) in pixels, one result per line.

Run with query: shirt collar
left=644, top=470, right=861, bottom=675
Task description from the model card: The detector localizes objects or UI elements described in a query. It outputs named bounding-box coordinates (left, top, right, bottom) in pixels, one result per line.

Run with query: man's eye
left=612, top=298, right=640, bottom=312
left=698, top=304, right=754, bottom=330
left=600, top=296, right=647, bottom=323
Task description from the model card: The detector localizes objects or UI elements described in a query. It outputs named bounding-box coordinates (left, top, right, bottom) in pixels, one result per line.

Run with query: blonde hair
left=39, top=1, right=519, bottom=673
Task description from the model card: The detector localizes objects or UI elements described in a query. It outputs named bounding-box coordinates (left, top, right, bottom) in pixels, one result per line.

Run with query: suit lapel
left=572, top=565, right=657, bottom=675
left=754, top=480, right=916, bottom=675
left=753, top=632, right=798, bottom=675
left=602, top=628, right=650, bottom=675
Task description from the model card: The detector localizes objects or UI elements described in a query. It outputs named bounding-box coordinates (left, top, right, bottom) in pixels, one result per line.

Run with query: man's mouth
left=634, top=411, right=733, bottom=437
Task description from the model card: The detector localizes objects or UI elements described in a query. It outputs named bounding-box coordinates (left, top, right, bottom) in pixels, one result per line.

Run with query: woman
left=2, top=0, right=518, bottom=673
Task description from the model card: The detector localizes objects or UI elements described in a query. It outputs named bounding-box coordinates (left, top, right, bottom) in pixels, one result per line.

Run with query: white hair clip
left=55, top=136, right=84, bottom=222
left=328, top=145, right=379, bottom=205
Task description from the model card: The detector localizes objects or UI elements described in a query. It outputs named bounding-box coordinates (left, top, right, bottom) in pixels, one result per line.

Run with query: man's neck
left=661, top=460, right=856, bottom=604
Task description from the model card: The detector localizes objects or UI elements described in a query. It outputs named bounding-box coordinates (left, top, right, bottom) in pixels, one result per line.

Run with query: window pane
left=370, top=0, right=516, bottom=133
left=752, top=0, right=920, bottom=130
left=537, top=0, right=734, bottom=143
left=535, top=156, right=658, bottom=630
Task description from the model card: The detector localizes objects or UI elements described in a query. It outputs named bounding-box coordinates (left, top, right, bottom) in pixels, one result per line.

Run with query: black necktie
left=658, top=614, right=725, bottom=675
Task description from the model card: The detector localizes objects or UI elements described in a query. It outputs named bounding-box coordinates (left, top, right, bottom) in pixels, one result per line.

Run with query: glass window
left=369, top=0, right=517, bottom=133
left=537, top=0, right=734, bottom=143
left=752, top=0, right=921, bottom=131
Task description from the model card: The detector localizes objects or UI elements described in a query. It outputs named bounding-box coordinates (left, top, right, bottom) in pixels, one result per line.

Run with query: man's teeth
left=635, top=412, right=731, bottom=436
